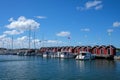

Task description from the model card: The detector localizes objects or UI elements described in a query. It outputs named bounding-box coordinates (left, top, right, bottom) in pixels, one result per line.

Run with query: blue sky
left=0, top=0, right=120, bottom=48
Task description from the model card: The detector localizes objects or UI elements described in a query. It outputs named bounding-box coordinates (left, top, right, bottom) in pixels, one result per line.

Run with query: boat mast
left=29, top=26, right=31, bottom=50
left=12, top=36, right=13, bottom=49
left=34, top=29, right=36, bottom=49
left=108, top=31, right=112, bottom=55
left=42, top=34, right=44, bottom=47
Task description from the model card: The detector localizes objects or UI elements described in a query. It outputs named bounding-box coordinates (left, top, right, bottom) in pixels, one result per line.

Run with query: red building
left=73, top=46, right=79, bottom=53
left=92, top=45, right=99, bottom=54
left=39, top=45, right=116, bottom=58
left=67, top=46, right=74, bottom=53
left=106, top=45, right=116, bottom=56
left=83, top=46, right=92, bottom=52
left=77, top=46, right=82, bottom=53
left=52, top=47, right=57, bottom=52
left=91, top=45, right=116, bottom=58
left=98, top=45, right=107, bottom=55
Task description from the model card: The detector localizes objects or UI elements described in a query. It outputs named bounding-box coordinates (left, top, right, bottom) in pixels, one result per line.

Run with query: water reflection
left=94, top=60, right=115, bottom=69
left=75, top=60, right=116, bottom=71
left=0, top=55, right=120, bottom=80
left=76, top=60, right=85, bottom=71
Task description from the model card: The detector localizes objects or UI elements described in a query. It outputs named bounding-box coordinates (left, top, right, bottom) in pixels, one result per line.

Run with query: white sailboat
left=24, top=26, right=36, bottom=56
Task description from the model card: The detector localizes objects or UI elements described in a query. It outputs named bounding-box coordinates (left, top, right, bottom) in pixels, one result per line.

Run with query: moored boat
left=42, top=52, right=49, bottom=57
left=55, top=52, right=61, bottom=58
left=60, top=52, right=75, bottom=58
left=75, top=51, right=95, bottom=60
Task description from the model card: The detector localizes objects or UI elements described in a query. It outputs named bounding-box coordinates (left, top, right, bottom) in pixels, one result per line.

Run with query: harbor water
left=0, top=55, right=120, bottom=80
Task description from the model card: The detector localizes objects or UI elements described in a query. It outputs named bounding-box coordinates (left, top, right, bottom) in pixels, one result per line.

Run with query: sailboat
left=24, top=26, right=36, bottom=56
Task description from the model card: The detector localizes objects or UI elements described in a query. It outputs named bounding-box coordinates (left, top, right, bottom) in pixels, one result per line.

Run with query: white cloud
left=113, top=21, right=120, bottom=27
left=47, top=40, right=57, bottom=43
left=6, top=16, right=40, bottom=31
left=39, top=40, right=62, bottom=44
left=4, top=30, right=23, bottom=35
left=95, top=5, right=103, bottom=10
left=0, top=35, right=64, bottom=48
left=77, top=0, right=103, bottom=11
left=84, top=35, right=88, bottom=38
left=107, top=29, right=113, bottom=36
left=8, top=17, right=14, bottom=22
left=42, top=40, right=64, bottom=47
left=56, top=31, right=70, bottom=37
left=85, top=0, right=102, bottom=9
left=47, top=40, right=62, bottom=44
left=107, top=29, right=113, bottom=33
left=16, top=36, right=39, bottom=48
left=0, top=35, right=39, bottom=48
left=31, top=39, right=41, bottom=43
left=17, top=36, right=28, bottom=41
left=76, top=6, right=84, bottom=11
left=0, top=34, right=6, bottom=39
left=15, top=36, right=29, bottom=48
left=0, top=36, right=12, bottom=48
left=81, top=28, right=90, bottom=32
left=35, top=16, right=47, bottom=19
left=78, top=42, right=82, bottom=45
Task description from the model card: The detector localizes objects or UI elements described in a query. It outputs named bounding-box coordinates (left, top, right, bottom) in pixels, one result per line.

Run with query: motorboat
left=75, top=51, right=95, bottom=60
left=24, top=50, right=36, bottom=56
left=60, top=52, right=75, bottom=58
left=42, top=52, right=49, bottom=57
left=42, top=52, right=59, bottom=58
left=55, top=52, right=61, bottom=58
left=49, top=52, right=56, bottom=58
left=17, top=52, right=25, bottom=56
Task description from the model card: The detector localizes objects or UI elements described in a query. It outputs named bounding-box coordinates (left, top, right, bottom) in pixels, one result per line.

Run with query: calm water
left=0, top=55, right=120, bottom=80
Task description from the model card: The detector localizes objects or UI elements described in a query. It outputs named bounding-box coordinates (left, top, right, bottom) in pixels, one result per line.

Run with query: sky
left=0, top=0, right=120, bottom=49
